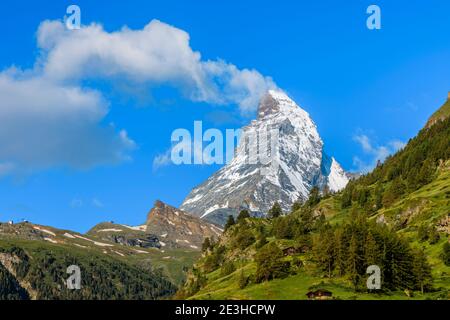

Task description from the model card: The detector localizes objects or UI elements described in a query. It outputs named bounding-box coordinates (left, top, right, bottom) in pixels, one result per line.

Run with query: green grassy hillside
left=0, top=239, right=176, bottom=300
left=0, top=222, right=200, bottom=299
left=179, top=102, right=450, bottom=301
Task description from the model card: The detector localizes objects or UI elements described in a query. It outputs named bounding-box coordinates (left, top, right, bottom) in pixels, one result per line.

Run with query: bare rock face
left=180, top=90, right=350, bottom=225
left=145, top=201, right=223, bottom=249
left=88, top=201, right=222, bottom=250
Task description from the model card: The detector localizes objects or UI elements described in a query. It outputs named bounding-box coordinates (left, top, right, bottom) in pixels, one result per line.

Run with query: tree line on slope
left=190, top=206, right=438, bottom=297
left=341, top=116, right=449, bottom=213
left=0, top=245, right=176, bottom=300
left=180, top=115, right=449, bottom=298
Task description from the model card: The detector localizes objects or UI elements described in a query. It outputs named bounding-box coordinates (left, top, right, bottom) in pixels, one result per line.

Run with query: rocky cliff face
left=89, top=201, right=222, bottom=250
left=145, top=201, right=223, bottom=249
left=180, top=90, right=350, bottom=225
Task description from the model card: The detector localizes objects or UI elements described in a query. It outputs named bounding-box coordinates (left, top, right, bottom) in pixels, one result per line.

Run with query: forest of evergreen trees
left=340, top=116, right=450, bottom=214
left=313, top=212, right=433, bottom=293
left=0, top=246, right=176, bottom=300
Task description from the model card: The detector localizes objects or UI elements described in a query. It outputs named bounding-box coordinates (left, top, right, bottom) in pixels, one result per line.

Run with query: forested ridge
left=0, top=243, right=176, bottom=300
left=178, top=100, right=450, bottom=300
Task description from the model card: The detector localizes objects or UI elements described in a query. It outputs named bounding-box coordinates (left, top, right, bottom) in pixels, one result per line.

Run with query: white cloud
left=92, top=198, right=104, bottom=208
left=353, top=134, right=405, bottom=173
left=152, top=138, right=215, bottom=171
left=36, top=19, right=277, bottom=113
left=0, top=71, right=136, bottom=172
left=388, top=140, right=406, bottom=151
left=152, top=150, right=172, bottom=170
left=70, top=198, right=83, bottom=208
left=0, top=19, right=275, bottom=176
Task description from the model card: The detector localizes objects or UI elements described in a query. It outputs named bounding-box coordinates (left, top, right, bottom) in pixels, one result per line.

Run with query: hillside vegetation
left=178, top=100, right=450, bottom=300
left=0, top=222, right=199, bottom=299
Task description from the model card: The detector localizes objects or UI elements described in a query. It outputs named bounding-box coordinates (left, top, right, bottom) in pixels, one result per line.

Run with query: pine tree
left=374, top=183, right=383, bottom=210
left=442, top=242, right=450, bottom=266
left=202, top=237, right=211, bottom=252
left=418, top=158, right=435, bottom=186
left=255, top=243, right=290, bottom=283
left=237, top=209, right=251, bottom=223
left=428, top=228, right=440, bottom=244
left=388, top=238, right=416, bottom=290
left=358, top=187, right=369, bottom=207
left=334, top=229, right=347, bottom=276
left=291, top=201, right=302, bottom=213
left=238, top=269, right=248, bottom=289
left=364, top=232, right=379, bottom=267
left=347, top=235, right=361, bottom=290
left=406, top=167, right=420, bottom=192
left=417, top=225, right=429, bottom=242
left=412, top=249, right=432, bottom=294
left=305, top=187, right=321, bottom=208
left=224, top=215, right=235, bottom=232
left=314, top=227, right=335, bottom=278
left=268, top=202, right=282, bottom=219
left=256, top=231, right=268, bottom=249
left=341, top=182, right=354, bottom=209
left=298, top=208, right=314, bottom=234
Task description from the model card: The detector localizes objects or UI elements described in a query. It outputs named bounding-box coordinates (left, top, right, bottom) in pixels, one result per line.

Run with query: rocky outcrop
left=98, top=233, right=161, bottom=249
left=88, top=201, right=223, bottom=250
left=0, top=252, right=36, bottom=299
left=145, top=201, right=223, bottom=249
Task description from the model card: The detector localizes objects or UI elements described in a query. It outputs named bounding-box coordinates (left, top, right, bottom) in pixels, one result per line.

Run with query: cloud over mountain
left=0, top=19, right=276, bottom=176
left=353, top=134, right=405, bottom=173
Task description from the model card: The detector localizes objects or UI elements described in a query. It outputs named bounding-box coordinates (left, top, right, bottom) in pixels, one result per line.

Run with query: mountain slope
left=89, top=200, right=222, bottom=250
left=181, top=90, right=349, bottom=225
left=426, top=92, right=450, bottom=128
left=179, top=94, right=450, bottom=300
left=0, top=222, right=177, bottom=299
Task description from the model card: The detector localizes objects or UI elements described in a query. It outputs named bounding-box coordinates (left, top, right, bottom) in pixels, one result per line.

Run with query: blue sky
left=0, top=0, right=449, bottom=232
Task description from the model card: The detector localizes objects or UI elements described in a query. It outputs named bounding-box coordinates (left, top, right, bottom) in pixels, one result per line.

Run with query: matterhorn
left=181, top=90, right=350, bottom=225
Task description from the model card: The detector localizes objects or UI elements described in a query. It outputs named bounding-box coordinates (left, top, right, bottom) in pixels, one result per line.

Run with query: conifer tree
left=314, top=227, right=335, bottom=278
left=237, top=209, right=251, bottom=223
left=334, top=229, right=347, bottom=276
left=374, top=183, right=383, bottom=210
left=224, top=215, right=235, bottom=232
left=291, top=201, right=302, bottom=213
left=268, top=202, right=282, bottom=219
left=255, top=242, right=290, bottom=283
left=202, top=237, right=211, bottom=252
left=347, top=235, right=361, bottom=290
left=305, top=187, right=321, bottom=208
left=238, top=269, right=248, bottom=289
left=442, top=242, right=450, bottom=266
left=364, top=232, right=379, bottom=267
left=341, top=183, right=353, bottom=209
left=412, top=249, right=432, bottom=294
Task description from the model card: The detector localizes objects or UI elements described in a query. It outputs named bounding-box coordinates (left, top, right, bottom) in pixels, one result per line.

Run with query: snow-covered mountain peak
left=181, top=90, right=349, bottom=225
left=259, top=90, right=307, bottom=120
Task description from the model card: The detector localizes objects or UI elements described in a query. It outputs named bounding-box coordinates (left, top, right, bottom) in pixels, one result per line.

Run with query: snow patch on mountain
left=180, top=90, right=349, bottom=225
